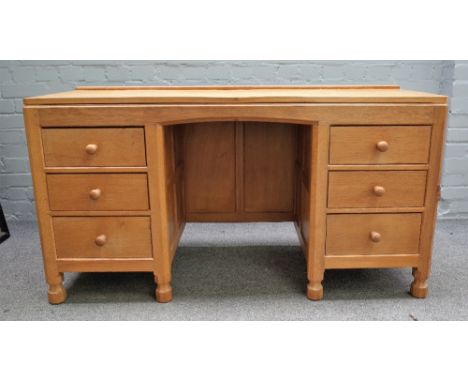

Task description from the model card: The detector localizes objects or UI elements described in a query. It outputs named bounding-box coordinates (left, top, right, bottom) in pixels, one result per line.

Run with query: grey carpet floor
left=0, top=220, right=467, bottom=320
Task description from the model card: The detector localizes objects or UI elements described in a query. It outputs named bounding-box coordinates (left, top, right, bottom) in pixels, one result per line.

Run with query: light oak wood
left=187, top=211, right=294, bottom=222
left=324, top=254, right=419, bottom=269
left=50, top=210, right=151, bottom=217
left=35, top=105, right=436, bottom=127
left=184, top=121, right=237, bottom=214
left=24, top=86, right=447, bottom=105
left=328, top=164, right=429, bottom=171
left=294, top=125, right=311, bottom=254
left=53, top=217, right=152, bottom=259
left=23, top=85, right=447, bottom=303
left=306, top=122, right=329, bottom=300
left=42, top=127, right=146, bottom=167
left=45, top=166, right=148, bottom=173
left=243, top=122, right=296, bottom=213
left=327, top=207, right=425, bottom=214
left=326, top=213, right=422, bottom=256
left=328, top=171, right=427, bottom=208
left=145, top=124, right=174, bottom=303
left=411, top=106, right=448, bottom=298
left=57, top=258, right=154, bottom=272
left=24, top=108, right=67, bottom=304
left=330, top=126, right=431, bottom=164
left=183, top=121, right=298, bottom=220
left=47, top=174, right=149, bottom=211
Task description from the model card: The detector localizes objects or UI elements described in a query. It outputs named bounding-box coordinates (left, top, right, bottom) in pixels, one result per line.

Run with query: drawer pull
left=369, top=231, right=381, bottom=243
left=85, top=143, right=98, bottom=155
left=95, top=234, right=107, bottom=246
left=376, top=140, right=389, bottom=152
left=373, top=185, right=386, bottom=196
left=89, top=188, right=102, bottom=200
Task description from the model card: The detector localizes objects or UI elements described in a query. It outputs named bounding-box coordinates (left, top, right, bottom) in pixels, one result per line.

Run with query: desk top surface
left=23, top=85, right=447, bottom=105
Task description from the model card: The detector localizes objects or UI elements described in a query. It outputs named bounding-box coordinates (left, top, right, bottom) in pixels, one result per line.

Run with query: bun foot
left=307, top=281, right=323, bottom=301
left=155, top=283, right=173, bottom=303
left=48, top=283, right=67, bottom=304
left=410, top=268, right=428, bottom=298
left=410, top=280, right=428, bottom=298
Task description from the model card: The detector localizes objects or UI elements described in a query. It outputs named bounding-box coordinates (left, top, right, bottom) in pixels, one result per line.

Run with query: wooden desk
left=23, top=85, right=448, bottom=304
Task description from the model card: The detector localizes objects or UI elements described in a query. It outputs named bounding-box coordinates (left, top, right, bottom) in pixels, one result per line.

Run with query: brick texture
left=0, top=60, right=465, bottom=221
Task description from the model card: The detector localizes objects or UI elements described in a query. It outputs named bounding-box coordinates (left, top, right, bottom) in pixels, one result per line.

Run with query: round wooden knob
left=376, top=141, right=389, bottom=152
left=370, top=231, right=381, bottom=243
left=95, top=234, right=107, bottom=246
left=373, top=185, right=385, bottom=196
left=89, top=188, right=102, bottom=200
left=85, top=144, right=98, bottom=155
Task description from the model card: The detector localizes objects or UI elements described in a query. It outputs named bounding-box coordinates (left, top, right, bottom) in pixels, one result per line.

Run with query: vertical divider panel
left=235, top=121, right=245, bottom=213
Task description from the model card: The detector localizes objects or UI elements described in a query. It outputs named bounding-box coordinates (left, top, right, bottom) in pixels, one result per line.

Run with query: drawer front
left=329, top=126, right=431, bottom=164
left=53, top=217, right=152, bottom=259
left=42, top=127, right=146, bottom=167
left=47, top=174, right=149, bottom=211
left=326, top=213, right=421, bottom=255
left=328, top=171, right=427, bottom=208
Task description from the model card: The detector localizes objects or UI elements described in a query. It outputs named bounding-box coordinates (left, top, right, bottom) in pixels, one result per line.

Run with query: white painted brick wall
left=0, top=60, right=465, bottom=221
left=439, top=60, right=468, bottom=218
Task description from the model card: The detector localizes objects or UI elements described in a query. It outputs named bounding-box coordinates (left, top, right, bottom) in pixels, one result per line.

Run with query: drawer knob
left=376, top=141, right=389, bottom=152
left=370, top=231, right=381, bottom=243
left=373, top=185, right=386, bottom=196
left=85, top=143, right=98, bottom=155
left=89, top=188, right=102, bottom=200
left=95, top=234, right=107, bottom=246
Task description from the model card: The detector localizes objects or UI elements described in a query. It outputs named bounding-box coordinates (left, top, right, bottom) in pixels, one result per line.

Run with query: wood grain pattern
left=243, top=122, right=297, bottom=212
left=184, top=121, right=237, bottom=214
left=294, top=125, right=312, bottom=254
left=24, top=86, right=447, bottom=105
left=145, top=123, right=174, bottom=302
left=299, top=182, right=310, bottom=250
left=47, top=174, right=149, bottom=211
left=328, top=171, right=427, bottom=208
left=306, top=123, right=329, bottom=300
left=411, top=105, right=448, bottom=298
left=53, top=217, right=152, bottom=259
left=42, top=127, right=146, bottom=167
left=325, top=254, right=419, bottom=269
left=35, top=105, right=437, bottom=127
left=24, top=108, right=67, bottom=304
left=57, top=258, right=154, bottom=272
left=183, top=121, right=298, bottom=221
left=326, top=213, right=422, bottom=256
left=164, top=125, right=185, bottom=258
left=329, top=126, right=431, bottom=164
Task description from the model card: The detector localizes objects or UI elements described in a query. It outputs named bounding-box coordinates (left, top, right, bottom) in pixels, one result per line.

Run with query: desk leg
left=154, top=274, right=173, bottom=303
left=147, top=123, right=174, bottom=303
left=410, top=106, right=446, bottom=299
left=306, top=122, right=328, bottom=301
left=24, top=109, right=67, bottom=304
left=48, top=272, right=67, bottom=304
left=307, top=280, right=324, bottom=301
left=410, top=268, right=428, bottom=298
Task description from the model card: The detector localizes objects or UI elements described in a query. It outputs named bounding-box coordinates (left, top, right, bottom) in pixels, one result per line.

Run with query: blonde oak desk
left=23, top=85, right=448, bottom=304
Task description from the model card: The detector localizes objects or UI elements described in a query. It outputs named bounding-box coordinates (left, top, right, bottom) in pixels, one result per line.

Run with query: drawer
left=53, top=217, right=152, bottom=259
left=326, top=213, right=421, bottom=255
left=47, top=174, right=149, bottom=211
left=328, top=171, right=427, bottom=208
left=329, top=126, right=431, bottom=164
left=42, top=127, right=146, bottom=167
